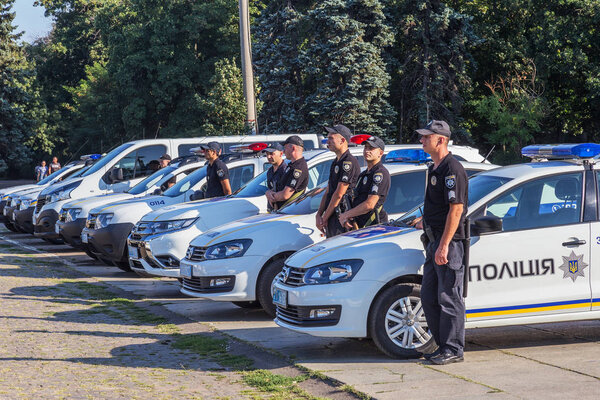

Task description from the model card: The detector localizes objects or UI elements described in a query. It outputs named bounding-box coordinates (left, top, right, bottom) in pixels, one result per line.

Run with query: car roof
left=476, top=160, right=584, bottom=181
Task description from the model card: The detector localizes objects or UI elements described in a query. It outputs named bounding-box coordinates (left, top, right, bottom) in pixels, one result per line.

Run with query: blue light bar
left=80, top=153, right=102, bottom=161
left=385, top=149, right=431, bottom=163
left=521, top=143, right=600, bottom=159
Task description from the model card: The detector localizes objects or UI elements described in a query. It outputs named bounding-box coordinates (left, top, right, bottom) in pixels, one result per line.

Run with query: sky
left=12, top=0, right=53, bottom=43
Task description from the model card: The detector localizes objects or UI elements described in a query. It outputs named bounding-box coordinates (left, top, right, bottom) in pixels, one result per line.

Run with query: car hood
left=1, top=184, right=40, bottom=198
left=89, top=194, right=174, bottom=222
left=63, top=192, right=135, bottom=214
left=285, top=225, right=420, bottom=268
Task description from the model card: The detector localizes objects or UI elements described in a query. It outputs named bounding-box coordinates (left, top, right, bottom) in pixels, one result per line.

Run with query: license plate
left=180, top=264, right=192, bottom=278
left=128, top=246, right=139, bottom=259
left=272, top=287, right=288, bottom=308
left=55, top=224, right=60, bottom=234
left=81, top=232, right=88, bottom=243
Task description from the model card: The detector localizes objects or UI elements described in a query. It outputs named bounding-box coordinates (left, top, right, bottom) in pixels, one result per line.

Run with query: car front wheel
left=369, top=283, right=436, bottom=358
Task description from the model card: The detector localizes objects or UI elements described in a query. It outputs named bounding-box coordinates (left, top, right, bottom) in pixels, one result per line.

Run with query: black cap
left=363, top=136, right=385, bottom=151
left=324, top=124, right=352, bottom=142
left=200, top=141, right=221, bottom=152
left=264, top=143, right=284, bottom=152
left=282, top=135, right=304, bottom=148
left=159, top=153, right=172, bottom=160
left=416, top=120, right=451, bottom=137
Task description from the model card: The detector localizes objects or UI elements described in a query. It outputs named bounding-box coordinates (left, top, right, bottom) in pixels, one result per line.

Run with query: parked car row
left=6, top=136, right=594, bottom=358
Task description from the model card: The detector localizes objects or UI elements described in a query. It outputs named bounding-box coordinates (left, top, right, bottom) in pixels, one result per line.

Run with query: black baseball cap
left=416, top=120, right=451, bottom=137
left=282, top=135, right=304, bottom=148
left=200, top=141, right=221, bottom=152
left=324, top=124, right=352, bottom=142
left=264, top=143, right=284, bottom=152
left=362, top=136, right=385, bottom=151
left=159, top=153, right=172, bottom=160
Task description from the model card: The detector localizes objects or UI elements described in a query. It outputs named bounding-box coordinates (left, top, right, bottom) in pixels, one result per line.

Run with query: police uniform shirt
left=205, top=159, right=229, bottom=198
left=351, top=161, right=391, bottom=227
left=423, top=153, right=468, bottom=239
left=274, top=157, right=308, bottom=209
left=326, top=150, right=360, bottom=205
left=267, top=161, right=287, bottom=190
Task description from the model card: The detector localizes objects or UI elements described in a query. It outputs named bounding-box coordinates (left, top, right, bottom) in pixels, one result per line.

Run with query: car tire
left=83, top=247, right=98, bottom=260
left=256, top=257, right=285, bottom=318
left=45, top=237, right=64, bottom=245
left=369, top=283, right=437, bottom=359
left=232, top=301, right=261, bottom=309
left=98, top=256, right=114, bottom=267
left=4, top=222, right=18, bottom=232
left=114, top=260, right=132, bottom=272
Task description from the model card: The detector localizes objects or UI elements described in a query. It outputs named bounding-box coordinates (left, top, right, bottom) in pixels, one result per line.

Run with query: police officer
left=266, top=135, right=308, bottom=210
left=264, top=143, right=287, bottom=211
left=416, top=120, right=468, bottom=365
left=201, top=141, right=232, bottom=198
left=159, top=154, right=172, bottom=168
left=338, top=136, right=390, bottom=230
left=316, top=124, right=360, bottom=237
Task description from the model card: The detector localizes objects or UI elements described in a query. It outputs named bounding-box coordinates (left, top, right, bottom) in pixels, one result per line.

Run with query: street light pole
left=238, top=0, right=258, bottom=135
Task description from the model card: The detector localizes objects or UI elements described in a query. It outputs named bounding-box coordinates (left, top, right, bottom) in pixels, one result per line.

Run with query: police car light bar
left=80, top=154, right=101, bottom=161
left=350, top=134, right=372, bottom=145
left=385, top=149, right=431, bottom=163
left=230, top=142, right=268, bottom=153
left=521, top=143, right=600, bottom=159
left=189, top=146, right=204, bottom=154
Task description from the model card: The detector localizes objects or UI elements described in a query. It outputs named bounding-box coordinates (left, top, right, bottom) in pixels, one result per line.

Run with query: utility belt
left=337, top=193, right=383, bottom=230
left=274, top=188, right=305, bottom=211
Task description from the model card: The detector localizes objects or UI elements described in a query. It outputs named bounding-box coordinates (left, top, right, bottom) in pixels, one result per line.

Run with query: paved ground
left=2, top=228, right=600, bottom=399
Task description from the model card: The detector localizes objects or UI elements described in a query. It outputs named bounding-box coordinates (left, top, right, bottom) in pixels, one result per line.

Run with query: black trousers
left=421, top=239, right=465, bottom=356
left=326, top=215, right=346, bottom=238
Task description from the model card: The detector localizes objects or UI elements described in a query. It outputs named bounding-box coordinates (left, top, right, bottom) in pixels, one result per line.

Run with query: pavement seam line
left=523, top=324, right=600, bottom=344
left=467, top=339, right=600, bottom=381
left=420, top=363, right=504, bottom=393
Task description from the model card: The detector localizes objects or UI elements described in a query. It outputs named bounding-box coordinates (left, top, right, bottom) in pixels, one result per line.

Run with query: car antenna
left=482, top=145, right=496, bottom=163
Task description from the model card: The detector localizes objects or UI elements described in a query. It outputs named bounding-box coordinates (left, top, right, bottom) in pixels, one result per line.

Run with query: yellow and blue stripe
left=467, top=298, right=600, bottom=319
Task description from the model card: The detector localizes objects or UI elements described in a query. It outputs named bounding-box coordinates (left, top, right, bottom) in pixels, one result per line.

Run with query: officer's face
left=266, top=150, right=282, bottom=164
left=204, top=149, right=217, bottom=161
left=283, top=143, right=295, bottom=159
left=420, top=134, right=444, bottom=153
left=363, top=143, right=383, bottom=162
left=326, top=133, right=345, bottom=151
left=159, top=159, right=170, bottom=168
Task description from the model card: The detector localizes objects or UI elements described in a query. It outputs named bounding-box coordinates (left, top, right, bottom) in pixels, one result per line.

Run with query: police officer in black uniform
left=316, top=124, right=360, bottom=237
left=266, top=136, right=308, bottom=210
left=264, top=143, right=287, bottom=211
left=416, top=120, right=468, bottom=365
left=202, top=141, right=232, bottom=198
left=338, top=136, right=390, bottom=230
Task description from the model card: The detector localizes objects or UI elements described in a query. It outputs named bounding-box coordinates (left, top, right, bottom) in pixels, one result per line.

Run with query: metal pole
left=238, top=0, right=258, bottom=135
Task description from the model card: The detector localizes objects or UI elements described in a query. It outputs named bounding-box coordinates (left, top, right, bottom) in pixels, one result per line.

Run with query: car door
left=106, top=145, right=167, bottom=192
left=465, top=171, right=592, bottom=323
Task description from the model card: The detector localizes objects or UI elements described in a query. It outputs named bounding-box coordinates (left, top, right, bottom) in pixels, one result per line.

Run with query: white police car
left=178, top=151, right=497, bottom=316
left=273, top=143, right=600, bottom=358
left=128, top=144, right=488, bottom=279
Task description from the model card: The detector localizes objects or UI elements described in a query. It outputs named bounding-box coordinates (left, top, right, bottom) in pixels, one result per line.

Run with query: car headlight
left=19, top=200, right=33, bottom=210
left=65, top=208, right=82, bottom=222
left=303, top=259, right=364, bottom=285
left=94, top=213, right=114, bottom=229
left=49, top=192, right=61, bottom=203
left=146, top=218, right=197, bottom=234
left=204, top=239, right=252, bottom=260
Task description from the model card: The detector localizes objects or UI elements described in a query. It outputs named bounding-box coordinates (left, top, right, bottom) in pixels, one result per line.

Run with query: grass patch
left=172, top=335, right=254, bottom=371
left=157, top=324, right=180, bottom=335
left=241, top=370, right=327, bottom=400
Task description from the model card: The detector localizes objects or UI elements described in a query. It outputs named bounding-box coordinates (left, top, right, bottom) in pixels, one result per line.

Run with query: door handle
left=562, top=239, right=586, bottom=247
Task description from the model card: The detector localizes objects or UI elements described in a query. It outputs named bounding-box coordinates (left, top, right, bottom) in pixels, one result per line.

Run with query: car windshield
left=233, top=170, right=268, bottom=198
left=81, top=143, right=134, bottom=177
left=278, top=184, right=327, bottom=215
left=127, top=166, right=176, bottom=195
left=397, top=174, right=513, bottom=225
left=163, top=165, right=207, bottom=198
left=37, top=166, right=72, bottom=185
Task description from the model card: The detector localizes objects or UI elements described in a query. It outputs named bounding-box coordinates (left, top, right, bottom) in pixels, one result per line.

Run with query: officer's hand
left=338, top=213, right=352, bottom=230
left=435, top=243, right=449, bottom=266
left=316, top=214, right=325, bottom=232
left=410, top=216, right=423, bottom=230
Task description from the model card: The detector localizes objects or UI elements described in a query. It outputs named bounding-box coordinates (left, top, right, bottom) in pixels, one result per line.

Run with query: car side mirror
left=189, top=189, right=205, bottom=201
left=153, top=188, right=162, bottom=195
left=471, top=215, right=503, bottom=236
left=109, top=168, right=124, bottom=183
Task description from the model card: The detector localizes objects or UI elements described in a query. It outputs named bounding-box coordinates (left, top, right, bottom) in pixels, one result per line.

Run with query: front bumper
left=57, top=218, right=87, bottom=248
left=86, top=222, right=134, bottom=263
left=272, top=279, right=382, bottom=338
left=0, top=200, right=7, bottom=222
left=3, top=206, right=16, bottom=227
left=33, top=209, right=60, bottom=239
left=179, top=255, right=267, bottom=301
left=14, top=207, right=35, bottom=233
left=128, top=237, right=182, bottom=278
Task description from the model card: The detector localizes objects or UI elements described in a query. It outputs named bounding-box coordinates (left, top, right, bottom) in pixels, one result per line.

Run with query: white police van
left=273, top=143, right=600, bottom=358
left=32, top=135, right=324, bottom=242
left=56, top=154, right=205, bottom=251
left=128, top=143, right=488, bottom=280
left=178, top=153, right=497, bottom=316
left=82, top=145, right=273, bottom=269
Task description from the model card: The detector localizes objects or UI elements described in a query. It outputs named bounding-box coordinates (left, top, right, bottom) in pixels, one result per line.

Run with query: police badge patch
left=293, top=169, right=302, bottom=178
left=445, top=175, right=456, bottom=188
left=363, top=176, right=368, bottom=185
left=290, top=179, right=296, bottom=186
left=431, top=176, right=437, bottom=186
left=373, top=173, right=383, bottom=183
left=559, top=251, right=588, bottom=282
left=335, top=165, right=339, bottom=174
left=343, top=161, right=352, bottom=171
left=217, top=169, right=224, bottom=178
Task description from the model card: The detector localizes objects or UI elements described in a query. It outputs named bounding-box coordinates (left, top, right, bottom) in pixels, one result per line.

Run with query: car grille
left=181, top=276, right=235, bottom=293
left=186, top=246, right=206, bottom=262
left=131, top=259, right=144, bottom=269
left=58, top=210, right=67, bottom=222
left=275, top=304, right=341, bottom=327
left=281, top=265, right=305, bottom=287
left=130, top=222, right=150, bottom=240
left=35, top=197, right=46, bottom=213
left=86, top=215, right=97, bottom=229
